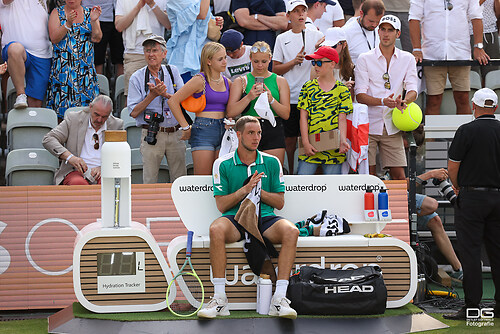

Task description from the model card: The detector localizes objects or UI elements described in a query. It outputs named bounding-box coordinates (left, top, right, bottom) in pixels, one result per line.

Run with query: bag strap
left=195, top=73, right=206, bottom=95
left=165, top=64, right=177, bottom=93
left=310, top=272, right=380, bottom=285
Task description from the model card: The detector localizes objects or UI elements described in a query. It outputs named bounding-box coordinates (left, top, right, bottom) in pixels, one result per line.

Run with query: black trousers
left=455, top=190, right=500, bottom=307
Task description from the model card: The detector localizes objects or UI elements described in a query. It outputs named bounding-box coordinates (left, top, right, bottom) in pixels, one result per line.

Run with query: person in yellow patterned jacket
left=297, top=46, right=352, bottom=175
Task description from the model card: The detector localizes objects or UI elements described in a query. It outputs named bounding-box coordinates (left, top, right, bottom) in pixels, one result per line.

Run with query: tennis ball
left=392, top=102, right=422, bottom=132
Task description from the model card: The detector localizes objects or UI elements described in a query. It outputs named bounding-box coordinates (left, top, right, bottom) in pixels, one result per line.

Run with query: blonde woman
left=227, top=41, right=290, bottom=165
left=168, top=42, right=231, bottom=175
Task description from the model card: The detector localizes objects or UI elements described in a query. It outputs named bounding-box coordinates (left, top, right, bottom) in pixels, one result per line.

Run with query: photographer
left=414, top=168, right=462, bottom=282
left=128, top=35, right=187, bottom=184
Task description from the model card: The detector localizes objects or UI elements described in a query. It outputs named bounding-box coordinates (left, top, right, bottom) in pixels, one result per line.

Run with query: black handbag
left=287, top=265, right=387, bottom=315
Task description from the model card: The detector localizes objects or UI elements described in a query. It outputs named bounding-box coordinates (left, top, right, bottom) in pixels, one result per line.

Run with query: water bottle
left=378, top=188, right=391, bottom=221
left=256, top=274, right=272, bottom=314
left=364, top=187, right=377, bottom=221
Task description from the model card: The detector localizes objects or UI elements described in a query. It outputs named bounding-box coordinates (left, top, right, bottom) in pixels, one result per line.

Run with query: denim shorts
left=416, top=193, right=438, bottom=229
left=189, top=117, right=225, bottom=151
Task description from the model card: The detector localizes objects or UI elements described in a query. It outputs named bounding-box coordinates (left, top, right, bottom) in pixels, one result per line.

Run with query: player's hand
left=69, top=156, right=88, bottom=174
left=243, top=171, right=264, bottom=194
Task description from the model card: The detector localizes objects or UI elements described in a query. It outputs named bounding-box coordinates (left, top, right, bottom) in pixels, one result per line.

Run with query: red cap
left=305, top=46, right=339, bottom=63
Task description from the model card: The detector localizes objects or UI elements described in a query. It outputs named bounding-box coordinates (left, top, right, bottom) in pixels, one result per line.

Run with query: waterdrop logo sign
left=381, top=211, right=389, bottom=218
left=368, top=212, right=375, bottom=218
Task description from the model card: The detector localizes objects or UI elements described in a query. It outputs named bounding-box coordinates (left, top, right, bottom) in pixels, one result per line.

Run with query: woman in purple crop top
left=168, top=42, right=231, bottom=175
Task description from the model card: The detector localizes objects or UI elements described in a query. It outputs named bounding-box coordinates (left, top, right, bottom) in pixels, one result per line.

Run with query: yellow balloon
left=392, top=102, right=423, bottom=131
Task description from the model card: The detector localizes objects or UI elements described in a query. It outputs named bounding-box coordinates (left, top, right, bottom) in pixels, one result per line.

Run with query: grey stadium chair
left=97, top=74, right=110, bottom=96
left=6, top=107, right=57, bottom=151
left=5, top=148, right=59, bottom=186
left=114, top=74, right=126, bottom=116
left=120, top=107, right=142, bottom=149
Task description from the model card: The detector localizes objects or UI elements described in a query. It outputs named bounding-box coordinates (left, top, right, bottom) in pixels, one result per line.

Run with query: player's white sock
left=212, top=277, right=226, bottom=297
left=273, top=279, right=289, bottom=299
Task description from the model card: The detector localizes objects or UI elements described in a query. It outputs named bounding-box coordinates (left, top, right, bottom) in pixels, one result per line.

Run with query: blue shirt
left=127, top=64, right=184, bottom=127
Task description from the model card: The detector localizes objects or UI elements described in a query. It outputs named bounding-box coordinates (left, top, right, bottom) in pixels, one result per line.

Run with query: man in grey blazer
left=43, top=95, right=124, bottom=185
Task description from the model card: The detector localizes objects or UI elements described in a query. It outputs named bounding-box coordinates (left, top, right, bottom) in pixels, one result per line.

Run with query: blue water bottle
left=378, top=188, right=391, bottom=221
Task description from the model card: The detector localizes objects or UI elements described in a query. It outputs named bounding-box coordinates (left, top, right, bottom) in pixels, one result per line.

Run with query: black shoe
left=443, top=307, right=470, bottom=321
left=494, top=307, right=500, bottom=318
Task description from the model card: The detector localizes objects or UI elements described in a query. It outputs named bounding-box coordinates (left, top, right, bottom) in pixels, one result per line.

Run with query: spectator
left=315, top=1, right=345, bottom=34
left=298, top=46, right=352, bottom=175
left=197, top=116, right=299, bottom=319
left=413, top=169, right=463, bottom=281
left=46, top=1, right=102, bottom=119
left=322, top=27, right=355, bottom=95
left=128, top=35, right=187, bottom=184
left=220, top=29, right=252, bottom=81
left=445, top=88, right=500, bottom=320
left=168, top=42, right=231, bottom=175
left=469, top=0, right=500, bottom=84
left=227, top=41, right=291, bottom=165
left=233, top=0, right=288, bottom=51
left=409, top=0, right=489, bottom=115
left=83, top=0, right=125, bottom=76
left=0, top=0, right=52, bottom=109
left=355, top=15, right=418, bottom=180
left=115, top=0, right=170, bottom=96
left=338, top=0, right=354, bottom=21
left=382, top=0, right=412, bottom=52
left=273, top=0, right=324, bottom=174
left=342, top=0, right=385, bottom=64
left=305, top=0, right=332, bottom=30
left=42, top=95, right=124, bottom=185
left=166, top=0, right=220, bottom=83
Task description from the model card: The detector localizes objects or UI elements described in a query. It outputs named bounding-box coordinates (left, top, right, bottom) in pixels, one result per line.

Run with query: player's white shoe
left=268, top=295, right=297, bottom=319
left=197, top=295, right=230, bottom=319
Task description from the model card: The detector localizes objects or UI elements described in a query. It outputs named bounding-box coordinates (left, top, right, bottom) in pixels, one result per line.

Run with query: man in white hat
left=355, top=14, right=418, bottom=180
left=446, top=88, right=500, bottom=320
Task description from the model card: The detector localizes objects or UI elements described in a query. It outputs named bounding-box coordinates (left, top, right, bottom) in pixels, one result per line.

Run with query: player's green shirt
left=297, top=79, right=353, bottom=164
left=213, top=150, right=285, bottom=217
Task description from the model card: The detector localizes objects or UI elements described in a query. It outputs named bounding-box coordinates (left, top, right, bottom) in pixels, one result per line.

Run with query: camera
left=143, top=110, right=164, bottom=145
left=432, top=178, right=457, bottom=205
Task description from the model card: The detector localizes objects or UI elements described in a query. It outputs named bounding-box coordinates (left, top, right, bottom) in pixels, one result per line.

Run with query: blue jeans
left=189, top=117, right=225, bottom=151
left=297, top=160, right=343, bottom=175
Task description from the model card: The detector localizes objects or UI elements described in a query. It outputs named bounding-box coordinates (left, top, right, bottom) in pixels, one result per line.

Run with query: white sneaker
left=268, top=295, right=297, bottom=319
left=197, top=295, right=230, bottom=319
left=14, top=94, right=28, bottom=109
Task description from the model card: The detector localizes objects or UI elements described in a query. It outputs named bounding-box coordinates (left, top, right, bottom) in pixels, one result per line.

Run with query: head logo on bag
left=324, top=285, right=374, bottom=294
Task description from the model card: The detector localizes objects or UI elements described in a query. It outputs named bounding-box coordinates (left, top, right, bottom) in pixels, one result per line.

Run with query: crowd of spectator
left=1, top=0, right=499, bottom=185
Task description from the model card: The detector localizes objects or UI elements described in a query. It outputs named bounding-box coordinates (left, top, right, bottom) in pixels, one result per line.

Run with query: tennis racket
left=166, top=231, right=205, bottom=317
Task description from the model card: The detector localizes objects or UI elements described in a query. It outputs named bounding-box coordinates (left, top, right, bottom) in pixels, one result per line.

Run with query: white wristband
left=64, top=22, right=71, bottom=30
left=380, top=98, right=384, bottom=106
left=65, top=153, right=74, bottom=164
left=180, top=125, right=191, bottom=131
left=270, top=97, right=275, bottom=105
left=149, top=3, right=158, bottom=10
left=413, top=48, right=422, bottom=52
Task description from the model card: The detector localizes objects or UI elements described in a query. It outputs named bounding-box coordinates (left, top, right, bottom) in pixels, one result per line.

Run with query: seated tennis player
left=198, top=116, right=299, bottom=319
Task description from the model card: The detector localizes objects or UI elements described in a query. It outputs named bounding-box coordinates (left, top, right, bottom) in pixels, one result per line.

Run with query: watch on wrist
left=474, top=43, right=484, bottom=50
left=180, top=125, right=191, bottom=131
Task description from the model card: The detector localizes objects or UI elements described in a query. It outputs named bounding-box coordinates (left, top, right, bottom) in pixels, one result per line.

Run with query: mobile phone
left=255, top=77, right=264, bottom=84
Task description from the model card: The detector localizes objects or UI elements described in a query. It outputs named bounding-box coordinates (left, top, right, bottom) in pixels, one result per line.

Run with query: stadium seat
left=485, top=69, right=500, bottom=92
left=114, top=74, right=126, bottom=116
left=5, top=148, right=59, bottom=186
left=130, top=148, right=170, bottom=184
left=120, top=107, right=142, bottom=149
left=6, top=107, right=57, bottom=151
left=97, top=74, right=110, bottom=96
left=63, top=106, right=87, bottom=120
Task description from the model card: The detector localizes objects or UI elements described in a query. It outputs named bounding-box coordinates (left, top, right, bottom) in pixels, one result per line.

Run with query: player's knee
left=283, top=223, right=299, bottom=242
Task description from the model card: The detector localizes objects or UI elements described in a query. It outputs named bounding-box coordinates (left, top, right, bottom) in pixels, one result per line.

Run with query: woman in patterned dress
left=47, top=0, right=102, bottom=119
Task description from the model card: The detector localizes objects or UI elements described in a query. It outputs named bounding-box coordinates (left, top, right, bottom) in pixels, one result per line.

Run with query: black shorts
left=257, top=117, right=286, bottom=151
left=224, top=215, right=284, bottom=241
left=283, top=104, right=300, bottom=138
left=94, top=21, right=124, bottom=65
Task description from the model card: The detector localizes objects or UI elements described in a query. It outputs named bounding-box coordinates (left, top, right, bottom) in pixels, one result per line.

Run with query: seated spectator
left=168, top=42, right=231, bottom=175
left=46, top=1, right=102, bottom=119
left=227, top=41, right=290, bottom=165
left=322, top=27, right=355, bottom=95
left=297, top=46, right=352, bottom=175
left=0, top=0, right=52, bottom=109
left=42, top=95, right=124, bottom=185
left=115, top=0, right=170, bottom=96
left=233, top=0, right=288, bottom=51
left=220, top=29, right=252, bottom=81
left=128, top=35, right=187, bottom=184
left=83, top=0, right=125, bottom=76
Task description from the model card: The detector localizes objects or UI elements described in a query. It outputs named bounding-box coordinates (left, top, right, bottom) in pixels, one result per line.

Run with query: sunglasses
left=331, top=41, right=344, bottom=49
left=250, top=45, right=270, bottom=54
left=382, top=72, right=391, bottom=90
left=93, top=133, right=99, bottom=150
left=445, top=0, right=453, bottom=10
left=311, top=60, right=333, bottom=67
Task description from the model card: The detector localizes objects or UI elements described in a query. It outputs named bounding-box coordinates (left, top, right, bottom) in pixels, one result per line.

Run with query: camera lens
left=432, top=178, right=457, bottom=205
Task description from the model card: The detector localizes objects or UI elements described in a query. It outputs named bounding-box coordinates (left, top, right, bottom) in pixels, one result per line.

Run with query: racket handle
left=186, top=230, right=194, bottom=257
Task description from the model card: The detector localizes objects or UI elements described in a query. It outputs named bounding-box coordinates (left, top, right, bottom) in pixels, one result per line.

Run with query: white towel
left=219, top=128, right=238, bottom=157
left=254, top=92, right=276, bottom=127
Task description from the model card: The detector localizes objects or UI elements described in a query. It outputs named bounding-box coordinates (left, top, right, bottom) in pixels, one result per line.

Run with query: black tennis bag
left=287, top=265, right=387, bottom=315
